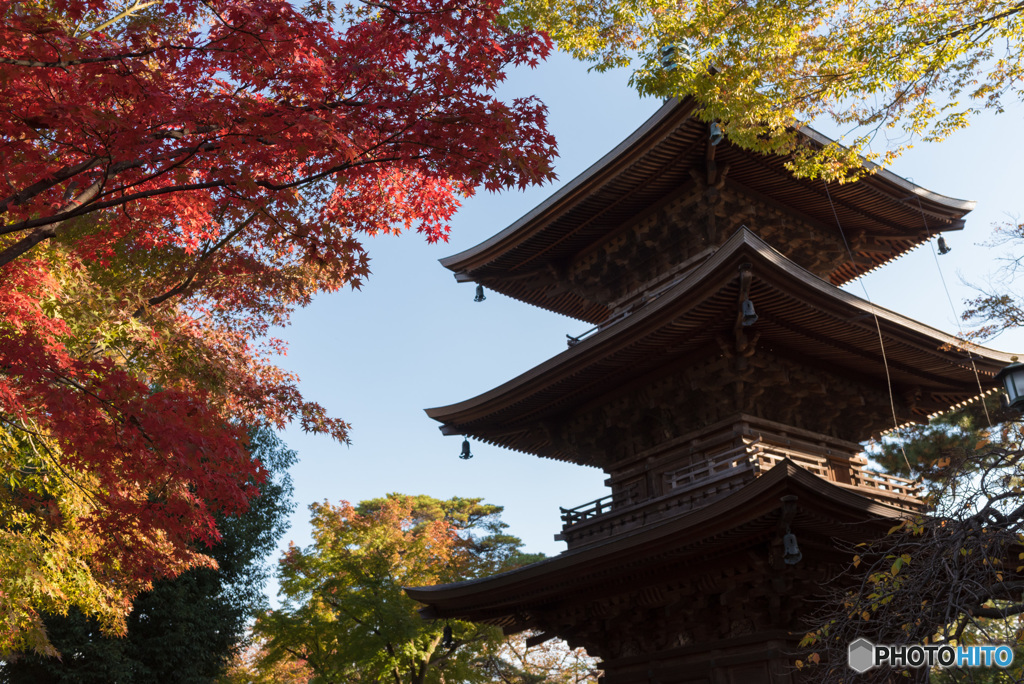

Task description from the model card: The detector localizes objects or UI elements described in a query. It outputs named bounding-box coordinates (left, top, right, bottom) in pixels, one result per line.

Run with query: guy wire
left=912, top=194, right=993, bottom=428
left=822, top=181, right=914, bottom=473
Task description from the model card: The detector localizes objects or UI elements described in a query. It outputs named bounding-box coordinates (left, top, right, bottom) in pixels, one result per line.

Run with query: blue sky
left=268, top=49, right=1024, bottom=580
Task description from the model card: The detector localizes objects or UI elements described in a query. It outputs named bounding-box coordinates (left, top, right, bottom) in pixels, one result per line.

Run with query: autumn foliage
left=511, top=0, right=1024, bottom=177
left=0, top=0, right=555, bottom=653
left=255, top=495, right=543, bottom=683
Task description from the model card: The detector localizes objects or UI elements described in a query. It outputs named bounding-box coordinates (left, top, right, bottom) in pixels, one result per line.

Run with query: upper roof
left=442, top=98, right=974, bottom=323
left=405, top=461, right=906, bottom=628
left=427, top=229, right=1014, bottom=463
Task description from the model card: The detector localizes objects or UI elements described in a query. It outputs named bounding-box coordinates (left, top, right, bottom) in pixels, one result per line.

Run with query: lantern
left=996, top=362, right=1024, bottom=410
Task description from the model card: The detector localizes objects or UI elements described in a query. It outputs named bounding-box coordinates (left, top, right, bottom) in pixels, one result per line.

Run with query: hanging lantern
left=997, top=362, right=1024, bottom=410
left=474, top=284, right=486, bottom=302
left=459, top=438, right=473, bottom=460
left=659, top=44, right=677, bottom=71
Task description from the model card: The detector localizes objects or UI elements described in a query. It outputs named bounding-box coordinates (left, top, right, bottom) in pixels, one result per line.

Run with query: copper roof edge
left=404, top=461, right=905, bottom=603
left=425, top=227, right=1015, bottom=423
left=439, top=98, right=975, bottom=276
left=797, top=127, right=975, bottom=212
left=439, top=98, right=695, bottom=274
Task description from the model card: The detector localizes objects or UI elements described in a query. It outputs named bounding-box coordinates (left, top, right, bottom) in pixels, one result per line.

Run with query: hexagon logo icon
left=848, top=638, right=876, bottom=673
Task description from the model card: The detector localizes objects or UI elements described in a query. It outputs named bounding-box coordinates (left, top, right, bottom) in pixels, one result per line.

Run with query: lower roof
left=405, top=461, right=906, bottom=628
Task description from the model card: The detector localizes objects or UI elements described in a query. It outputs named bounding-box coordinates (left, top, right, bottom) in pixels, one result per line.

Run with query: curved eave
left=439, top=99, right=701, bottom=275
left=441, top=99, right=974, bottom=323
left=797, top=127, right=974, bottom=213
left=426, top=229, right=1014, bottom=460
left=405, top=462, right=904, bottom=624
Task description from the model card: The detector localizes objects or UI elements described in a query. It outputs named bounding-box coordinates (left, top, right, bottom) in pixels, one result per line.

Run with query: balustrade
left=560, top=438, right=923, bottom=537
left=559, top=482, right=639, bottom=526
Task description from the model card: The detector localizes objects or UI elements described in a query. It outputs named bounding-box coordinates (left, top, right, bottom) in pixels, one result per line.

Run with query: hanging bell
left=740, top=299, right=758, bottom=327
left=782, top=531, right=802, bottom=565
left=459, top=438, right=473, bottom=460
left=442, top=624, right=454, bottom=649
left=474, top=284, right=486, bottom=302
left=937, top=236, right=951, bottom=255
left=709, top=122, right=725, bottom=146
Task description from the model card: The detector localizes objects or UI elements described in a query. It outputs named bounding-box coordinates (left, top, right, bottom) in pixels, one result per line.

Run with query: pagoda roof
left=426, top=229, right=1014, bottom=462
left=405, top=461, right=905, bottom=629
left=442, top=98, right=973, bottom=323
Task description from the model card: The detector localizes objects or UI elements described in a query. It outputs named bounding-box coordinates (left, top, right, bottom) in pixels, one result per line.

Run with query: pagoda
left=405, top=99, right=1017, bottom=683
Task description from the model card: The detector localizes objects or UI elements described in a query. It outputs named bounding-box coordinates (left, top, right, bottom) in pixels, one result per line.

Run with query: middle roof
left=427, top=229, right=1013, bottom=465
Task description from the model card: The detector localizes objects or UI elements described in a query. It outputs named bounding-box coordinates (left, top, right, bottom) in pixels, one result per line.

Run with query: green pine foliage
left=873, top=395, right=1015, bottom=490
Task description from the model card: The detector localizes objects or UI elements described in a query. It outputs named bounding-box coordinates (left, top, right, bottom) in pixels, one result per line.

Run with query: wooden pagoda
left=406, top=99, right=1017, bottom=684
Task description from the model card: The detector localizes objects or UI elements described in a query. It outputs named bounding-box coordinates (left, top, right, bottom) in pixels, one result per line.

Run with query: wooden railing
left=560, top=494, right=615, bottom=526
left=559, top=439, right=924, bottom=534
left=753, top=444, right=831, bottom=480
left=559, top=482, right=640, bottom=526
left=849, top=467, right=920, bottom=499
left=662, top=444, right=756, bottom=490
left=752, top=445, right=920, bottom=501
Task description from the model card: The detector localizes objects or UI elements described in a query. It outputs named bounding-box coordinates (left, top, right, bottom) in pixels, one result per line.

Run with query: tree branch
left=0, top=175, right=105, bottom=266
left=132, top=209, right=261, bottom=317
left=0, top=50, right=159, bottom=68
left=86, top=0, right=164, bottom=34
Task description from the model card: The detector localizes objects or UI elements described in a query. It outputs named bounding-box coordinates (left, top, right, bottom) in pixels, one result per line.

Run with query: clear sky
left=268, top=49, right=1024, bottom=583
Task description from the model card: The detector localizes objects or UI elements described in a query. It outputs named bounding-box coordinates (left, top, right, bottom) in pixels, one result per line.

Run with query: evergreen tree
left=872, top=394, right=1017, bottom=492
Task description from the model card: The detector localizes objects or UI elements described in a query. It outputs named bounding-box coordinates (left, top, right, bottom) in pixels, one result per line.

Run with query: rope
left=912, top=194, right=993, bottom=428
left=823, top=181, right=914, bottom=473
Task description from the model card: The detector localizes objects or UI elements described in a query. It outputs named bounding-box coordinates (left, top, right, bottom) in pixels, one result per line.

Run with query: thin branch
left=132, top=209, right=262, bottom=317
left=85, top=0, right=163, bottom=35
left=0, top=49, right=159, bottom=68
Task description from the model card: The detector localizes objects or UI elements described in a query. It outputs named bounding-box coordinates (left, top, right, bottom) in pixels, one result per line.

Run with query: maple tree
left=1, top=426, right=296, bottom=683
left=225, top=632, right=600, bottom=684
left=254, top=494, right=544, bottom=684
left=0, top=0, right=555, bottom=654
left=219, top=640, right=314, bottom=684
left=507, top=0, right=1023, bottom=178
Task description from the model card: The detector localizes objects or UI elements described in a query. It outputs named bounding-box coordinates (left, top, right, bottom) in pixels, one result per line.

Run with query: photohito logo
left=848, top=638, right=1014, bottom=674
